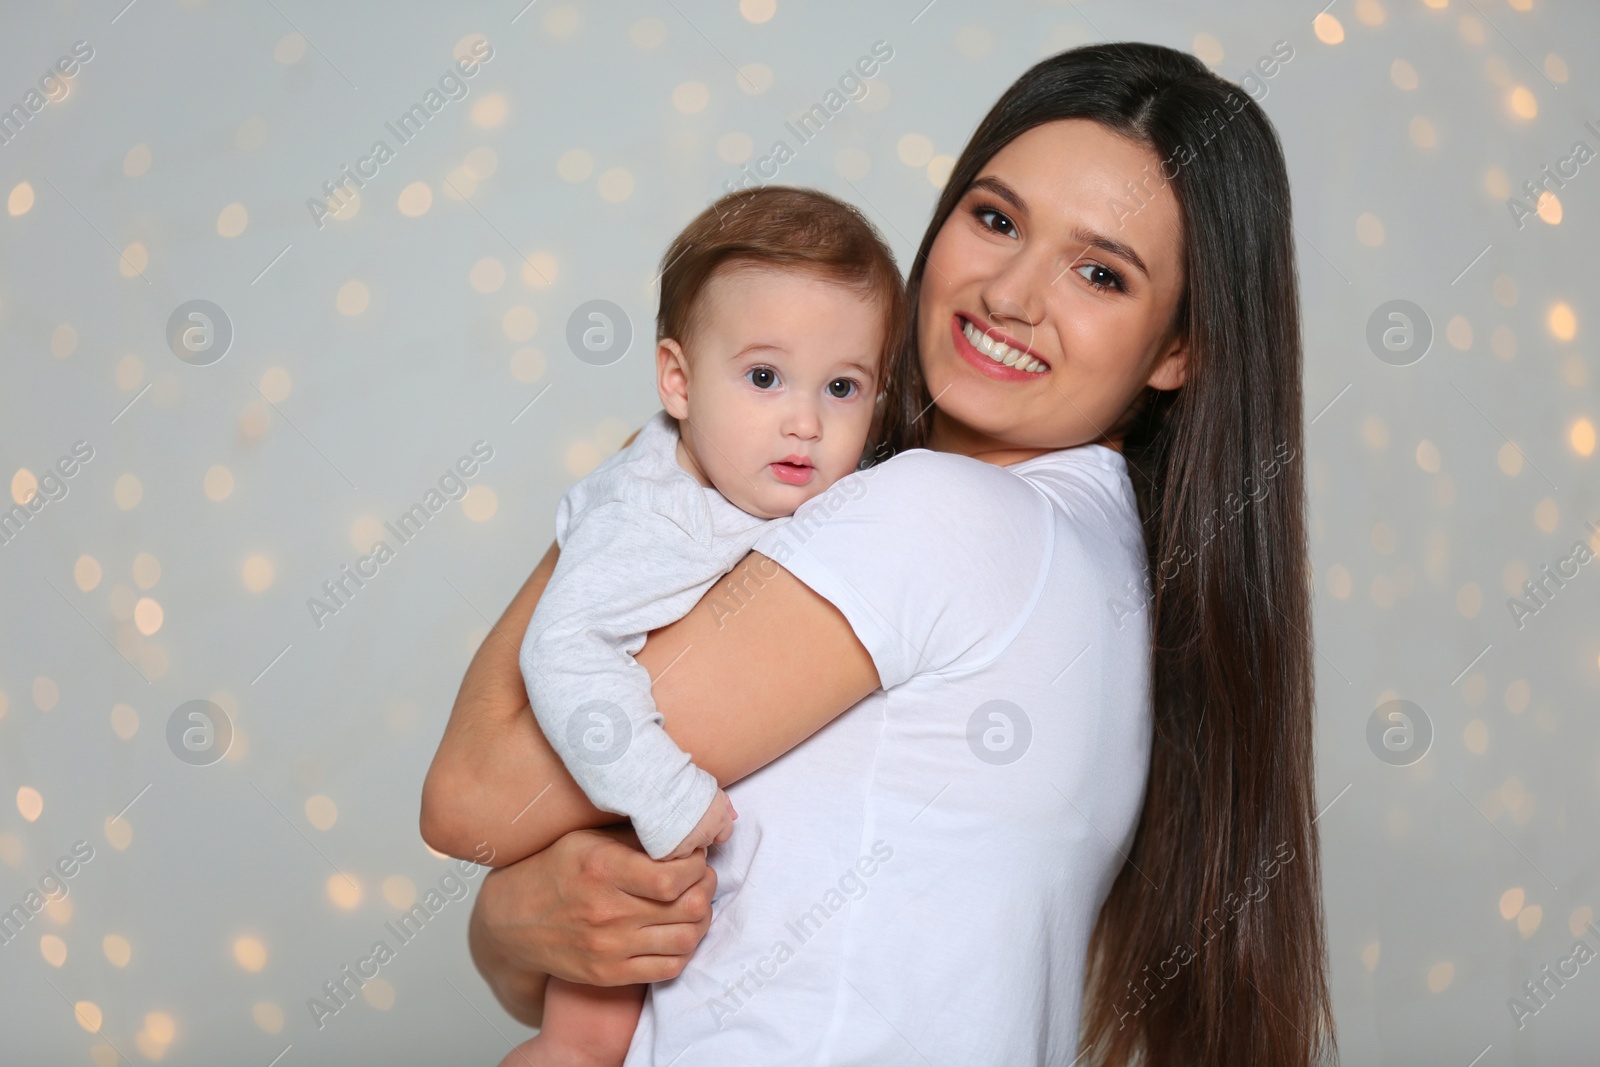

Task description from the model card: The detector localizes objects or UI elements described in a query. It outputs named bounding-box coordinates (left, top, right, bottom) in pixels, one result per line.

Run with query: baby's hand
left=663, top=789, right=736, bottom=860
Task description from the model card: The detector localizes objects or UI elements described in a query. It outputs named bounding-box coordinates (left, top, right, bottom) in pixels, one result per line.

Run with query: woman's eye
left=827, top=378, right=858, bottom=399
left=973, top=205, right=1017, bottom=238
left=747, top=366, right=778, bottom=389
left=1074, top=262, right=1124, bottom=292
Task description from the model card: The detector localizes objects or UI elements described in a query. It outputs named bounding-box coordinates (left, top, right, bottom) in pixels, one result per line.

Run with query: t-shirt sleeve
left=749, top=450, right=1055, bottom=690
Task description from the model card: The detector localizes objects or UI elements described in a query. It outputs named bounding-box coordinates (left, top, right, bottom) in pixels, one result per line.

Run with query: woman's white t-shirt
left=621, top=443, right=1154, bottom=1067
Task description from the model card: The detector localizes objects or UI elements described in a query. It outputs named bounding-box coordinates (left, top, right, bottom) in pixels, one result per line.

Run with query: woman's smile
left=949, top=312, right=1051, bottom=380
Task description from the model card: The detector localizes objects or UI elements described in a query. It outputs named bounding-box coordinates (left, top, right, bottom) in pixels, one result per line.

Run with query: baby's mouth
left=769, top=456, right=816, bottom=485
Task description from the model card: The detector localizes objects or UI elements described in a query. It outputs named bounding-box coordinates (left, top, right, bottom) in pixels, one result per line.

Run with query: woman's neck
left=925, top=409, right=1123, bottom=467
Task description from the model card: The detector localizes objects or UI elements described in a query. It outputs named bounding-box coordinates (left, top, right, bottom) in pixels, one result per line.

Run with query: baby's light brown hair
left=655, top=185, right=906, bottom=388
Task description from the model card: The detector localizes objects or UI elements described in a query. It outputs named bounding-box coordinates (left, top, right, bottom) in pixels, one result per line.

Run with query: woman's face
left=918, top=118, right=1190, bottom=461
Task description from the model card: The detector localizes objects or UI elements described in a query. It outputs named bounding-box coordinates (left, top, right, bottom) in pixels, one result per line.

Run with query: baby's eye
left=747, top=366, right=778, bottom=390
left=827, top=378, right=858, bottom=399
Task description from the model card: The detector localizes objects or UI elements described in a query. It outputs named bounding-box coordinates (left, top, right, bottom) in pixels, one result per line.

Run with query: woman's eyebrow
left=1066, top=226, right=1150, bottom=280
left=969, top=175, right=1026, bottom=215
left=969, top=175, right=1150, bottom=280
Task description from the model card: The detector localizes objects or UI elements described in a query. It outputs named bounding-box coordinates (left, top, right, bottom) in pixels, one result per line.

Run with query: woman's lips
left=949, top=314, right=1049, bottom=381
left=770, top=461, right=815, bottom=486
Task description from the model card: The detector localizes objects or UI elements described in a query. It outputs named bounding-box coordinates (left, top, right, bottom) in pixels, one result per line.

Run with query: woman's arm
left=420, top=428, right=879, bottom=1019
left=420, top=535, right=605, bottom=862
left=420, top=539, right=881, bottom=863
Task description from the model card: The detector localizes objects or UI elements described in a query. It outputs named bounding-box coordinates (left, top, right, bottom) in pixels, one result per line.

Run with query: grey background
left=1, top=0, right=1596, bottom=1063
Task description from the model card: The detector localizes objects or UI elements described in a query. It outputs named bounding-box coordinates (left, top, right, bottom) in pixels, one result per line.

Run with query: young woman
left=422, top=42, right=1335, bottom=1066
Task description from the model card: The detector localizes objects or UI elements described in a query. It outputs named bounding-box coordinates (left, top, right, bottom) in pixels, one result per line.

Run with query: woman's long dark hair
left=872, top=43, right=1334, bottom=1065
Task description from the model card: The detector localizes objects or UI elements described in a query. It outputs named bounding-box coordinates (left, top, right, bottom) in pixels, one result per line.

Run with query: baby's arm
left=520, top=501, right=731, bottom=861
left=662, top=788, right=736, bottom=860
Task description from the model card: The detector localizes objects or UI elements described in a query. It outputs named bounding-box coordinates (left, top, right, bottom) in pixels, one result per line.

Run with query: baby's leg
left=497, top=979, right=646, bottom=1067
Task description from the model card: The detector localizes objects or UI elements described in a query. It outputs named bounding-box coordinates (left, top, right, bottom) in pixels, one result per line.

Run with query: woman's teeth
left=961, top=318, right=1047, bottom=373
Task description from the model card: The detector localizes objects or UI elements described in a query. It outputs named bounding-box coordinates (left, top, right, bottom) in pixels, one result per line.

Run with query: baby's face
left=662, top=264, right=885, bottom=519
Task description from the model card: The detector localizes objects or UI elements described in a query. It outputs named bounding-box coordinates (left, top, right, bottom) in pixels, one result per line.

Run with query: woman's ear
left=1145, top=333, right=1189, bottom=392
left=657, top=338, right=692, bottom=419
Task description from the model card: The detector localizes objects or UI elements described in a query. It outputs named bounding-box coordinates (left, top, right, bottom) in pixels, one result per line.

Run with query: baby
left=510, top=184, right=906, bottom=1066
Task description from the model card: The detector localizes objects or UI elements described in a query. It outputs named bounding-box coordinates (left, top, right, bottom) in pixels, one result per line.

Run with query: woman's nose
left=982, top=268, right=1047, bottom=338
left=985, top=307, right=1045, bottom=358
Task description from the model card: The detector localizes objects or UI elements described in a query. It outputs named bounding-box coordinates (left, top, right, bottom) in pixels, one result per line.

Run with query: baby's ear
left=656, top=338, right=692, bottom=419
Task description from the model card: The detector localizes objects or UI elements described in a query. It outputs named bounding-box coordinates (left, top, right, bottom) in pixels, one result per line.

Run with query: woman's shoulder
left=757, top=447, right=1053, bottom=565
left=750, top=448, right=1056, bottom=686
left=837, top=446, right=1048, bottom=519
left=1004, top=444, right=1144, bottom=551
left=863, top=443, right=1120, bottom=492
left=841, top=446, right=1130, bottom=545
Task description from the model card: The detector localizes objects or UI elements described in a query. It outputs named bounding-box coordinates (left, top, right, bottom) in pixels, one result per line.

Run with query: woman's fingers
left=593, top=855, right=716, bottom=985
left=640, top=866, right=717, bottom=927
left=621, top=952, right=697, bottom=984
left=614, top=866, right=716, bottom=940
left=480, top=828, right=717, bottom=987
left=608, top=843, right=712, bottom=903
left=630, top=914, right=711, bottom=957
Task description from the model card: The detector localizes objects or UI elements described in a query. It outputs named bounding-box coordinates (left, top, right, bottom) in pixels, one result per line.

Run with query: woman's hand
left=469, top=826, right=717, bottom=1028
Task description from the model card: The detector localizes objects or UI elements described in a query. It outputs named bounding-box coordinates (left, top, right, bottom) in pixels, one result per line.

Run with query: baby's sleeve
left=749, top=451, right=1055, bottom=690
left=521, top=499, right=722, bottom=860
